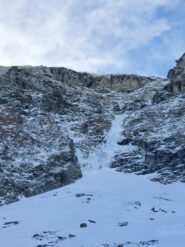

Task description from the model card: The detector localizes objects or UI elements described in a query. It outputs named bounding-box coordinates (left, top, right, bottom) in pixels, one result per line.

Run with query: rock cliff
left=112, top=54, right=185, bottom=184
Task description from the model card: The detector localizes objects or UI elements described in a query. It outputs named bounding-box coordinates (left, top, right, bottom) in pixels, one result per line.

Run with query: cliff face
left=0, top=67, right=82, bottom=205
left=2, top=65, right=149, bottom=204
left=166, top=53, right=185, bottom=94
left=0, top=65, right=158, bottom=92
left=0, top=53, right=185, bottom=205
left=112, top=54, right=185, bottom=184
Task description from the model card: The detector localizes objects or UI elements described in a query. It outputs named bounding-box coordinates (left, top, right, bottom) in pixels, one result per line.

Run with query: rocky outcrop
left=166, top=53, right=185, bottom=94
left=112, top=53, right=185, bottom=184
left=153, top=53, right=185, bottom=104
left=0, top=65, right=159, bottom=92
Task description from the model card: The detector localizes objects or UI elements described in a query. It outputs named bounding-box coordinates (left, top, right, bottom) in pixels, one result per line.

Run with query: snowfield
left=0, top=114, right=185, bottom=247
left=0, top=169, right=185, bottom=247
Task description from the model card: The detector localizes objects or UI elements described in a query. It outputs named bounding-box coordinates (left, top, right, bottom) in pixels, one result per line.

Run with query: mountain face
left=0, top=54, right=185, bottom=207
left=0, top=54, right=185, bottom=247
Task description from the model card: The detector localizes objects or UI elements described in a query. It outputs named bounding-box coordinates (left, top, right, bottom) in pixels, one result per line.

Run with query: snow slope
left=0, top=169, right=185, bottom=247
left=0, top=115, right=185, bottom=247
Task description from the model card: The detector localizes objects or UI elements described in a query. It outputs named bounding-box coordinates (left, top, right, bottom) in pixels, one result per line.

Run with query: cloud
left=0, top=0, right=183, bottom=75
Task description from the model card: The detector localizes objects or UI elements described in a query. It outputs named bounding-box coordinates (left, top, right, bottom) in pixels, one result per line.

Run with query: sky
left=0, top=0, right=184, bottom=76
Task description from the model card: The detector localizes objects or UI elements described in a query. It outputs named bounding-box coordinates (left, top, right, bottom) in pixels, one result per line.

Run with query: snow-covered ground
left=0, top=169, right=185, bottom=247
left=0, top=115, right=185, bottom=247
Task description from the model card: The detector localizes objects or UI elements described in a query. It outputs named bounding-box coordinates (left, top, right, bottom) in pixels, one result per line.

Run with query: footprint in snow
left=151, top=207, right=167, bottom=213
left=88, top=219, right=96, bottom=223
left=75, top=193, right=94, bottom=203
left=75, top=193, right=93, bottom=198
left=118, top=222, right=128, bottom=227
left=128, top=200, right=142, bottom=209
left=33, top=231, right=76, bottom=246
left=102, top=239, right=159, bottom=246
left=3, top=221, right=19, bottom=228
left=153, top=196, right=172, bottom=201
left=80, top=223, right=88, bottom=228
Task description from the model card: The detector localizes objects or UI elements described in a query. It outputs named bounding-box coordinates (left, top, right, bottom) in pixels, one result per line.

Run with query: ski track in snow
left=0, top=114, right=185, bottom=247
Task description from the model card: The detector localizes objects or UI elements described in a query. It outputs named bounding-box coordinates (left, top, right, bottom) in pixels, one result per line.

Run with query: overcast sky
left=0, top=0, right=184, bottom=76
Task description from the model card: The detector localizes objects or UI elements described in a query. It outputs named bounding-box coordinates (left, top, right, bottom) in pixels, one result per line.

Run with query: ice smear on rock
left=75, top=114, right=136, bottom=173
